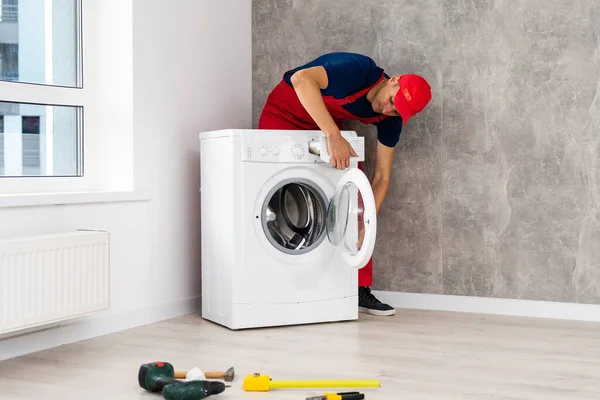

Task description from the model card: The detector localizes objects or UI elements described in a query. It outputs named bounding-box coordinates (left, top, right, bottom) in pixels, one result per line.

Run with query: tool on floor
left=306, top=392, right=365, bottom=400
left=174, top=366, right=235, bottom=382
left=161, top=381, right=228, bottom=400
left=174, top=367, right=206, bottom=380
left=138, top=361, right=226, bottom=399
left=243, top=373, right=380, bottom=392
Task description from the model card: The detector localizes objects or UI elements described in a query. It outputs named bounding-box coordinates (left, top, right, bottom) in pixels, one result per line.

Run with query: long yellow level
left=243, top=373, right=381, bottom=392
left=271, top=379, right=381, bottom=389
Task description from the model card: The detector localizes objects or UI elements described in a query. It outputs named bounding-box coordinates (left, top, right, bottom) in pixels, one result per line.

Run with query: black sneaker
left=358, top=286, right=395, bottom=316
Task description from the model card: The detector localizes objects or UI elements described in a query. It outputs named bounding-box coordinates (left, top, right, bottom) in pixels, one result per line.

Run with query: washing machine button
left=291, top=144, right=306, bottom=159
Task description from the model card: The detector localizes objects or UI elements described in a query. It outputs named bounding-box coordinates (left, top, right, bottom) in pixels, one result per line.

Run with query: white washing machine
left=199, top=129, right=377, bottom=330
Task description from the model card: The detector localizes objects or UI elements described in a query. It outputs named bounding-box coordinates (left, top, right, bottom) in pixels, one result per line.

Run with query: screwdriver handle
left=306, top=393, right=365, bottom=400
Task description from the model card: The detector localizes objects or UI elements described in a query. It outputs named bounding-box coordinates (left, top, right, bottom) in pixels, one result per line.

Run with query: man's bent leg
left=358, top=257, right=373, bottom=286
left=356, top=162, right=395, bottom=316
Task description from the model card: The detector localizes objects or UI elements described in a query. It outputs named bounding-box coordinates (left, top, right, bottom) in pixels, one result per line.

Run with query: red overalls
left=258, top=73, right=388, bottom=287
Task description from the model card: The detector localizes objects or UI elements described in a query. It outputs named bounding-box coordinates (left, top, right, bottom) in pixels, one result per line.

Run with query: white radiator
left=0, top=230, right=110, bottom=335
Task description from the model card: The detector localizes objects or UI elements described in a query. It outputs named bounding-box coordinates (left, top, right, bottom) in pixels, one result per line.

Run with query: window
left=0, top=1, right=135, bottom=199
left=0, top=101, right=81, bottom=176
left=0, top=0, right=83, bottom=178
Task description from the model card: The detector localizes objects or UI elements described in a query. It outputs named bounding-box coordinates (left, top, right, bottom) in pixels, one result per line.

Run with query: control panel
left=243, top=138, right=317, bottom=163
left=241, top=131, right=362, bottom=163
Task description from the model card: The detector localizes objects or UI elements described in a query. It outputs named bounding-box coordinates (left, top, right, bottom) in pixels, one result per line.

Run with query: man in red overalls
left=258, top=52, right=432, bottom=316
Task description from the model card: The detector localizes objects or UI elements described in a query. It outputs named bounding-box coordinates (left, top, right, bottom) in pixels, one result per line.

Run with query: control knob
left=290, top=144, right=306, bottom=159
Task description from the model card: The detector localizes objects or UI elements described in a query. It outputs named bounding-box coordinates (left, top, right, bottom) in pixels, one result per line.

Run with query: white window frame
left=0, top=0, right=139, bottom=204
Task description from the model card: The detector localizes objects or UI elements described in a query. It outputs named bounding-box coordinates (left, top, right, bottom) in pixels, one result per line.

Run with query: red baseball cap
left=394, top=74, right=431, bottom=126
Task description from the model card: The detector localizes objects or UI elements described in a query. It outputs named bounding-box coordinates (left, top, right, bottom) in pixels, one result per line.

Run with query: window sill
left=0, top=190, right=151, bottom=208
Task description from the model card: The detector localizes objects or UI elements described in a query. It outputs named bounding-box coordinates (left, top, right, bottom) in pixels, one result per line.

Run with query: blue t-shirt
left=283, top=52, right=403, bottom=148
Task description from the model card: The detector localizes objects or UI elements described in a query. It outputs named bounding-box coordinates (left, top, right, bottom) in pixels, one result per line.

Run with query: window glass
left=0, top=0, right=81, bottom=87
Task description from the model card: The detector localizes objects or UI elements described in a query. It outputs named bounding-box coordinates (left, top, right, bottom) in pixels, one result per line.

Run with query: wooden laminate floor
left=1, top=309, right=599, bottom=399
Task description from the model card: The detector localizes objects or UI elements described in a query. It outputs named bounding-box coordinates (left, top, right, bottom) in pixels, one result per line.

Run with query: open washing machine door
left=326, top=168, right=377, bottom=269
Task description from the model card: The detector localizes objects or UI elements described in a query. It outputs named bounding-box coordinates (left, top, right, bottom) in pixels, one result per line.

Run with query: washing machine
left=199, top=128, right=377, bottom=330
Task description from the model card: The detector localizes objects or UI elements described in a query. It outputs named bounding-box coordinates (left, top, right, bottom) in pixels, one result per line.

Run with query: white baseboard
left=373, top=290, right=600, bottom=323
left=0, top=296, right=202, bottom=362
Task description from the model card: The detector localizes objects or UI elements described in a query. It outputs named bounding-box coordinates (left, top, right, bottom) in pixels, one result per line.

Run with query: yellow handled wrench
left=243, top=373, right=380, bottom=392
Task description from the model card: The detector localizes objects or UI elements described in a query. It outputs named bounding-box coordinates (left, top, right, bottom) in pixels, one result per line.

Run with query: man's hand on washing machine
left=327, top=133, right=358, bottom=170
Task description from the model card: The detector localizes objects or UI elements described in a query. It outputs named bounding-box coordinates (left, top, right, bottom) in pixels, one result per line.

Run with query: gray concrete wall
left=252, top=0, right=600, bottom=304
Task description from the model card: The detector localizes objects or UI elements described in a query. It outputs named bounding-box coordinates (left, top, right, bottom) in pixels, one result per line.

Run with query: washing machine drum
left=264, top=181, right=328, bottom=253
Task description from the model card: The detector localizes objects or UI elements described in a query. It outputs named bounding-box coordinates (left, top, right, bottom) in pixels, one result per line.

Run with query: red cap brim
left=394, top=88, right=412, bottom=126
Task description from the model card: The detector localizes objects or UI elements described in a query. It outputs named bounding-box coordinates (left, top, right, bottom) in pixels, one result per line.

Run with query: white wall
left=0, top=0, right=252, bottom=361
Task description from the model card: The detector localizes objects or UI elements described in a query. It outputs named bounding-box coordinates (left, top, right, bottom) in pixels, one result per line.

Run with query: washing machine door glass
left=262, top=178, right=329, bottom=255
left=326, top=168, right=377, bottom=269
